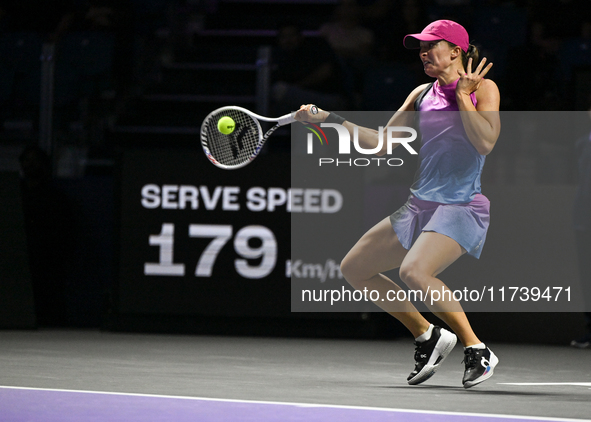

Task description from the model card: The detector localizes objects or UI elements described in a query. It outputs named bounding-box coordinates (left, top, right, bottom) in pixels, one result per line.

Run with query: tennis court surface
left=1, top=330, right=589, bottom=421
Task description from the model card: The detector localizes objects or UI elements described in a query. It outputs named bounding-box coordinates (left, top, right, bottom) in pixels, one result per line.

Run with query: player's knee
left=340, top=255, right=364, bottom=289
left=340, top=256, right=355, bottom=282
left=399, top=262, right=427, bottom=291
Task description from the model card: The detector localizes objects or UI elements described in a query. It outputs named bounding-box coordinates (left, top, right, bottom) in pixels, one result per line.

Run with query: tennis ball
left=217, top=116, right=235, bottom=135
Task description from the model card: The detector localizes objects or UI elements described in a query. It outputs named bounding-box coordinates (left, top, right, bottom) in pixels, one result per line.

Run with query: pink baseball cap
left=403, top=20, right=469, bottom=53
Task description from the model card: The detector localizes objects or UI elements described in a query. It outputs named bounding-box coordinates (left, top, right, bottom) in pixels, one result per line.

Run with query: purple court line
left=0, top=386, right=584, bottom=422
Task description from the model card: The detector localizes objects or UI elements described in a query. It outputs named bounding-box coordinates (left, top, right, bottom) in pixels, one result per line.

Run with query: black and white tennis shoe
left=407, top=326, right=457, bottom=385
left=462, top=346, right=499, bottom=388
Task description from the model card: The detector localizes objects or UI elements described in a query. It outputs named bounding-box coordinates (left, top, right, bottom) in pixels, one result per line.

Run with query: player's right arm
left=295, top=83, right=430, bottom=156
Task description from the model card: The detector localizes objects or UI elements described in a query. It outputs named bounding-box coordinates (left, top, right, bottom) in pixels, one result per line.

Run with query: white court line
left=499, top=383, right=591, bottom=388
left=0, top=385, right=586, bottom=422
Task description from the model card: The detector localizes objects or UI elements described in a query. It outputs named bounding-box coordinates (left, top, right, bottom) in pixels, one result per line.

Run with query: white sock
left=415, top=324, right=434, bottom=342
left=465, top=342, right=486, bottom=350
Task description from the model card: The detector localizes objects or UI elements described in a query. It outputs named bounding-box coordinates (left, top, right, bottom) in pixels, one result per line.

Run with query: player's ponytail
left=446, top=41, right=479, bottom=72
left=463, top=44, right=479, bottom=72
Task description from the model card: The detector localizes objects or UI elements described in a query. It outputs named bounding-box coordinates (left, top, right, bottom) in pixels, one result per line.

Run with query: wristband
left=324, top=112, right=346, bottom=125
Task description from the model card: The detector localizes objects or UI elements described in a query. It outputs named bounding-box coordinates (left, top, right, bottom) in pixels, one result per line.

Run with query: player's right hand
left=295, top=104, right=328, bottom=123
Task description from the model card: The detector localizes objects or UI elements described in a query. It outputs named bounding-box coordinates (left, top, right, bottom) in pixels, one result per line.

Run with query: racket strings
left=203, top=109, right=261, bottom=166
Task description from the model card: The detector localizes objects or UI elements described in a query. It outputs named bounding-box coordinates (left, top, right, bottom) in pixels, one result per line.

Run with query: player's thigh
left=400, top=231, right=465, bottom=284
left=341, top=217, right=408, bottom=282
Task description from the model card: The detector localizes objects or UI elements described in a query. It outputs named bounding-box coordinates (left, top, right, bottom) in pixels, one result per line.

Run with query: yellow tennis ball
left=217, top=116, right=235, bottom=135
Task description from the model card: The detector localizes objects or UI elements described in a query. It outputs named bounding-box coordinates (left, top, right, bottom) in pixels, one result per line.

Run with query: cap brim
left=403, top=33, right=442, bottom=49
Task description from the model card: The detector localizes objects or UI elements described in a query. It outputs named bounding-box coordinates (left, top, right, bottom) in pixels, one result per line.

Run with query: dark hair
left=446, top=42, right=479, bottom=72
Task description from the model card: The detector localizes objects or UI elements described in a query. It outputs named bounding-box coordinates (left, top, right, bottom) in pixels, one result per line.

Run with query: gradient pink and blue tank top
left=410, top=79, right=484, bottom=204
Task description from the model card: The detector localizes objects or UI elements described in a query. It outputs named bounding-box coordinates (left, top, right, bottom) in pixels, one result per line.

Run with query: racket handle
left=278, top=113, right=297, bottom=126
left=278, top=104, right=318, bottom=126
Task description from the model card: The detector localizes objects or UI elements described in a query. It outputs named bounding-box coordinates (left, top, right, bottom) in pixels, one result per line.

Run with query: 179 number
left=144, top=223, right=277, bottom=279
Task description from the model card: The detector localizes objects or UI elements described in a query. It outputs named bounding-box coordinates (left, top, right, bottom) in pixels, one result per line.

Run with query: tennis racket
left=200, top=105, right=318, bottom=169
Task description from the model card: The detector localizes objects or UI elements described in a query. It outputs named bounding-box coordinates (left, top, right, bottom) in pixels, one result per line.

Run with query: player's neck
left=437, top=66, right=463, bottom=87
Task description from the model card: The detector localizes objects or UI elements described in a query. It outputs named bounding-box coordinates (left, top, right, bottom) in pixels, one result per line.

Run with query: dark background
left=1, top=0, right=591, bottom=344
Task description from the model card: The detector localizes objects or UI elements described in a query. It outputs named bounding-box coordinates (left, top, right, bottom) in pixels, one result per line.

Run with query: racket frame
left=201, top=105, right=317, bottom=170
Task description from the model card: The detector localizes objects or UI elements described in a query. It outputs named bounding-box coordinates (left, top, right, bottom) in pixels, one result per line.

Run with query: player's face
left=419, top=40, right=453, bottom=77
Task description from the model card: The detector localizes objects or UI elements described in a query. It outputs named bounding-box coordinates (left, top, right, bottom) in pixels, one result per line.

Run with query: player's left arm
left=456, top=58, right=501, bottom=156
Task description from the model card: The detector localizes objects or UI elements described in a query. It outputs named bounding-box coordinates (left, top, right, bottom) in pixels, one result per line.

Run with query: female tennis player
left=295, top=19, right=501, bottom=388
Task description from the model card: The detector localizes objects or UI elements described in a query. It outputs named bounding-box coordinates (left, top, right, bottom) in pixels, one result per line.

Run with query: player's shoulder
left=475, top=78, right=500, bottom=105
left=478, top=78, right=500, bottom=95
left=412, top=82, right=433, bottom=97
left=401, top=83, right=433, bottom=111
left=480, top=78, right=498, bottom=88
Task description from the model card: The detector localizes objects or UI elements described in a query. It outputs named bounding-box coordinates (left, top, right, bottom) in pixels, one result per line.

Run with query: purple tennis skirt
left=389, top=194, right=490, bottom=258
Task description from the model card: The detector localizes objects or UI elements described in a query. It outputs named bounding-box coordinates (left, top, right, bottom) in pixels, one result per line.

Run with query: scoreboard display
left=116, top=148, right=294, bottom=318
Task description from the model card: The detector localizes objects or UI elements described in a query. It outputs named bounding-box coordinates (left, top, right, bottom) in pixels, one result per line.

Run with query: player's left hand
left=456, top=57, right=493, bottom=96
